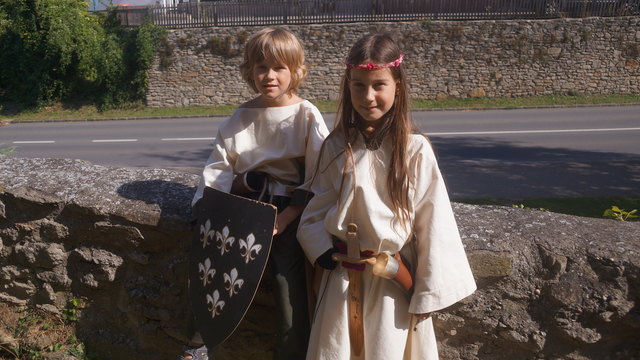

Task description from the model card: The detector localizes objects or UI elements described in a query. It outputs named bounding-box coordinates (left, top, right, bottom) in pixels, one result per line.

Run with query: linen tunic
left=297, top=131, right=476, bottom=360
left=192, top=100, right=329, bottom=205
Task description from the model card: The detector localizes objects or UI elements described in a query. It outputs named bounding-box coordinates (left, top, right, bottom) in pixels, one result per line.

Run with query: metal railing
left=114, top=0, right=640, bottom=28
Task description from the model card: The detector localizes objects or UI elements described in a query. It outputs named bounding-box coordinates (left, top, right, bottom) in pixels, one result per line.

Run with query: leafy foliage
left=603, top=205, right=638, bottom=221
left=132, top=17, right=165, bottom=100
left=512, top=203, right=547, bottom=211
left=62, top=298, right=84, bottom=323
left=0, top=0, right=103, bottom=107
left=0, top=0, right=165, bottom=110
left=92, top=11, right=165, bottom=109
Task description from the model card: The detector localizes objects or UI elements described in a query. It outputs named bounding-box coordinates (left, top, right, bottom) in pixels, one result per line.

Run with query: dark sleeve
left=290, top=188, right=313, bottom=206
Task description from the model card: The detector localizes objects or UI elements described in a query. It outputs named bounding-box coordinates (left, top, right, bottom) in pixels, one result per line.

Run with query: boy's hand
left=230, top=174, right=249, bottom=195
left=273, top=205, right=303, bottom=235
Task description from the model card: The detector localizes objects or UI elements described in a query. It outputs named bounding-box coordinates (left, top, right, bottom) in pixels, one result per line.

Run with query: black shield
left=189, top=187, right=277, bottom=349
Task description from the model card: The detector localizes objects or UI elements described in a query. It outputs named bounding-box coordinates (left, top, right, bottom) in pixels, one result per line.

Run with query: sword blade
left=346, top=223, right=364, bottom=357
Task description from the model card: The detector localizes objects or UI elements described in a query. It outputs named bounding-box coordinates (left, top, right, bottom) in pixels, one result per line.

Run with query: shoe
left=177, top=344, right=208, bottom=360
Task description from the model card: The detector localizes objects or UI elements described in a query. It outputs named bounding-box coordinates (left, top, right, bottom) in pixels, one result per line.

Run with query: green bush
left=0, top=0, right=103, bottom=107
left=94, top=13, right=166, bottom=110
left=0, top=0, right=165, bottom=110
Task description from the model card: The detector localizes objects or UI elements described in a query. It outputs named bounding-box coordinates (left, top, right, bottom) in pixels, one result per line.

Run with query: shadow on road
left=431, top=137, right=640, bottom=199
left=131, top=136, right=640, bottom=201
left=133, top=147, right=213, bottom=171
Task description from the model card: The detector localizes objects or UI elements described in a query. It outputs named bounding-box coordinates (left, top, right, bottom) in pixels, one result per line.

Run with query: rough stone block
left=2, top=187, right=63, bottom=223
left=469, top=87, right=486, bottom=98
left=467, top=250, right=513, bottom=280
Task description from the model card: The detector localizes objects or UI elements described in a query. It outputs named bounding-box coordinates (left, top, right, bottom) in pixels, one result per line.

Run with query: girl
left=297, top=33, right=476, bottom=359
left=185, top=27, right=329, bottom=360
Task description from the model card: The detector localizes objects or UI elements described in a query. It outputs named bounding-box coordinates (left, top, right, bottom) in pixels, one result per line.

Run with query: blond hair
left=240, top=27, right=307, bottom=95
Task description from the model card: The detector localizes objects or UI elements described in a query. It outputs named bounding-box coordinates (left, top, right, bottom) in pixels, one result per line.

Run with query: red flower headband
left=344, top=54, right=405, bottom=70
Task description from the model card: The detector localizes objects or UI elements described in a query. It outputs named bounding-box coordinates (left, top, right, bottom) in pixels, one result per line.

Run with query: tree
left=0, top=0, right=104, bottom=107
left=0, top=0, right=165, bottom=109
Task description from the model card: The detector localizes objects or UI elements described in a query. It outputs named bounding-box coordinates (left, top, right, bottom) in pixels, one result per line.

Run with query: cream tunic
left=297, top=131, right=476, bottom=360
left=192, top=100, right=329, bottom=205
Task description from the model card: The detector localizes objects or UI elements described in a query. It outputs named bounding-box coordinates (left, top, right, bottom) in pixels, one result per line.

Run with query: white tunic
left=192, top=100, right=329, bottom=205
left=297, top=131, right=476, bottom=360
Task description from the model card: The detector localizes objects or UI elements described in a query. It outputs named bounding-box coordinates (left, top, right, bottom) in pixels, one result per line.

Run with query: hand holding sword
left=331, top=248, right=414, bottom=293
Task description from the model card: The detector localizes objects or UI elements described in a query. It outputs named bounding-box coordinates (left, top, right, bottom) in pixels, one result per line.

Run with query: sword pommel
left=347, top=223, right=358, bottom=233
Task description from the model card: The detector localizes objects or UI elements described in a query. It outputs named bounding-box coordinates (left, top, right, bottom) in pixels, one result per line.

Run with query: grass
left=0, top=302, right=91, bottom=360
left=410, top=93, right=640, bottom=109
left=454, top=196, right=640, bottom=220
left=0, top=101, right=239, bottom=122
left=1, top=93, right=639, bottom=122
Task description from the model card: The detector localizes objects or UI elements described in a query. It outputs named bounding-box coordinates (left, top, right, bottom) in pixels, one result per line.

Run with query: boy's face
left=252, top=59, right=293, bottom=106
left=348, top=67, right=398, bottom=123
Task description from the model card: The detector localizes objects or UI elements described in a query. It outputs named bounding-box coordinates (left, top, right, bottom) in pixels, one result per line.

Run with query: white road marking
left=161, top=137, right=215, bottom=141
left=91, top=139, right=138, bottom=143
left=428, top=127, right=640, bottom=136
left=11, top=127, right=639, bottom=144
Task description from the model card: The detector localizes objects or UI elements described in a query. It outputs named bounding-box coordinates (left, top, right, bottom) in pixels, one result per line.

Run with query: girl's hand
left=273, top=205, right=303, bottom=235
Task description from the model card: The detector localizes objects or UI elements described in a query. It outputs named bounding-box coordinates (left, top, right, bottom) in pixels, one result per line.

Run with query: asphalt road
left=1, top=105, right=639, bottom=199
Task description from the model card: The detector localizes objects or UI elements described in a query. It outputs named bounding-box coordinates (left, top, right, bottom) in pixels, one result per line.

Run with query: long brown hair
left=334, top=32, right=413, bottom=228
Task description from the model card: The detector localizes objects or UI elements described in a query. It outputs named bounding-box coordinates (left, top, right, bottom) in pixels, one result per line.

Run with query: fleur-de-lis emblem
left=216, top=226, right=235, bottom=256
left=199, top=219, right=215, bottom=249
left=239, top=233, right=262, bottom=264
left=206, top=290, right=225, bottom=319
left=223, top=268, right=244, bottom=298
left=198, top=258, right=216, bottom=287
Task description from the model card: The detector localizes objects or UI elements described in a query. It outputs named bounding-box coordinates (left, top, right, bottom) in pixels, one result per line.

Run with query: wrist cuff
left=291, top=189, right=313, bottom=206
left=244, top=171, right=266, bottom=192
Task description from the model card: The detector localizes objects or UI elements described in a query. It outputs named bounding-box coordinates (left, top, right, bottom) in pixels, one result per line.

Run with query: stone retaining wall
left=1, top=155, right=639, bottom=359
left=147, top=17, right=640, bottom=107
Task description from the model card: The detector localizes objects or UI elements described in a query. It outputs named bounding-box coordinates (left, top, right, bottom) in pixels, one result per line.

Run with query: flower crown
left=344, top=54, right=405, bottom=70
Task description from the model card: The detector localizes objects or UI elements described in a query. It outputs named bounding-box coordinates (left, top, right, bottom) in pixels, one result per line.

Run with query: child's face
left=252, top=59, right=293, bottom=105
left=348, top=67, right=398, bottom=123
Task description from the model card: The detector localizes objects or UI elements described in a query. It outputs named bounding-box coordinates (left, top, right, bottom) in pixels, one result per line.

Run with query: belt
left=333, top=225, right=365, bottom=357
left=332, top=239, right=373, bottom=271
left=332, top=236, right=414, bottom=293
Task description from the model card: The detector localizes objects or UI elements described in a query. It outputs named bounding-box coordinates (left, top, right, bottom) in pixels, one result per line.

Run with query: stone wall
left=1, top=155, right=639, bottom=359
left=147, top=17, right=640, bottom=107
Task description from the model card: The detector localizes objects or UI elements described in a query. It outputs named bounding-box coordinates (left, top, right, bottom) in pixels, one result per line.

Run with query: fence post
left=284, top=3, right=288, bottom=25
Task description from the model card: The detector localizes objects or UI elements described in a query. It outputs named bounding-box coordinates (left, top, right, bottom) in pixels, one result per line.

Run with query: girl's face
left=348, top=67, right=398, bottom=123
left=252, top=59, right=293, bottom=106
